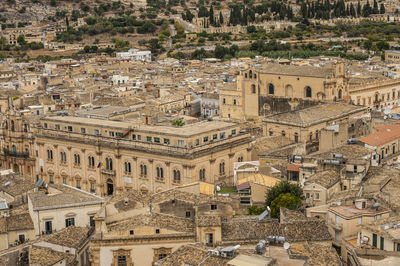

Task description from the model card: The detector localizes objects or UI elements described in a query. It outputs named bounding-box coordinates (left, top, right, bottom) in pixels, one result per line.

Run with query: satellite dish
left=267, top=206, right=271, bottom=212
left=216, top=185, right=221, bottom=192
left=283, top=242, right=290, bottom=250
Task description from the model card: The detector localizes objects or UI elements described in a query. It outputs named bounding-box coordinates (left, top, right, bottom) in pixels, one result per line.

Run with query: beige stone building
left=222, top=62, right=348, bottom=121
left=328, top=199, right=390, bottom=244
left=34, top=116, right=251, bottom=196
left=263, top=102, right=367, bottom=144
left=28, top=184, right=103, bottom=237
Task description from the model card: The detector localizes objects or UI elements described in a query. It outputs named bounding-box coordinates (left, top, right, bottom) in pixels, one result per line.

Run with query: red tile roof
left=287, top=164, right=300, bottom=172
left=360, top=124, right=400, bottom=147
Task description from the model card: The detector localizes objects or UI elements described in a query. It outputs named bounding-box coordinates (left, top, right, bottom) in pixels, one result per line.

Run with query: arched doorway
left=106, top=178, right=114, bottom=196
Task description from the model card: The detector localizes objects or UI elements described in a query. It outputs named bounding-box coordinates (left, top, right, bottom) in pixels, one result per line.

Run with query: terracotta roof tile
left=360, top=124, right=400, bottom=147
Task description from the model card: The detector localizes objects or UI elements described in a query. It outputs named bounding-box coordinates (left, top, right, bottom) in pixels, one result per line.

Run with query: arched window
left=233, top=99, right=236, bottom=105
left=140, top=164, right=147, bottom=177
left=245, top=73, right=247, bottom=78
left=338, top=89, right=342, bottom=99
left=88, top=156, right=94, bottom=167
left=219, top=162, right=225, bottom=175
left=249, top=70, right=253, bottom=78
left=268, top=83, right=274, bottom=95
left=47, top=149, right=53, bottom=160
left=11, top=120, right=14, bottom=132
left=106, top=157, right=113, bottom=170
left=74, top=154, right=80, bottom=165
left=125, top=162, right=131, bottom=173
left=305, top=86, right=312, bottom=98
left=238, top=156, right=244, bottom=162
left=199, top=168, right=206, bottom=181
left=223, top=98, right=226, bottom=104
left=156, top=167, right=164, bottom=179
left=12, top=145, right=16, bottom=153
left=294, top=133, right=299, bottom=143
left=282, top=131, right=286, bottom=137
left=251, top=84, right=256, bottom=94
left=61, top=152, right=67, bottom=163
left=173, top=170, right=181, bottom=183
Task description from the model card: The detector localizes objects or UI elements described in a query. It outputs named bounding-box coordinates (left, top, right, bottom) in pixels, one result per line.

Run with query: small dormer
left=355, top=199, right=367, bottom=210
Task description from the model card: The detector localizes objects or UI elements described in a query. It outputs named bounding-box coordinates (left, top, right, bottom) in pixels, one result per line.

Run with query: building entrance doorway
left=107, top=179, right=114, bottom=196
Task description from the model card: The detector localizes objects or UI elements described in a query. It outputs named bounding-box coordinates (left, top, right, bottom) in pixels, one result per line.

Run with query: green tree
left=171, top=119, right=185, bottom=126
left=363, top=39, right=373, bottom=51
left=209, top=5, right=214, bottom=25
left=270, top=193, right=302, bottom=218
left=219, top=11, right=223, bottom=25
left=17, top=35, right=26, bottom=46
left=373, top=0, right=378, bottom=14
left=376, top=40, right=389, bottom=51
left=265, top=181, right=303, bottom=207
left=380, top=3, right=385, bottom=14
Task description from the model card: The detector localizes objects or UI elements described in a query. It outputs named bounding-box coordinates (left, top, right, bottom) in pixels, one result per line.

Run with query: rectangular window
left=45, top=220, right=52, bottom=234
left=90, top=183, right=95, bottom=193
left=44, top=123, right=48, bottom=128
left=186, top=211, right=191, bottom=218
left=146, top=136, right=152, bottom=142
left=178, top=140, right=184, bottom=147
left=49, top=174, right=54, bottom=184
left=155, top=229, right=160, bottom=234
left=116, top=132, right=123, bottom=138
left=55, top=124, right=60, bottom=130
left=137, top=135, right=141, bottom=141
left=306, top=193, right=310, bottom=199
left=220, top=132, right=225, bottom=139
left=315, top=193, right=319, bottom=200
left=380, top=236, right=384, bottom=250
left=117, top=256, right=127, bottom=266
left=132, top=134, right=136, bottom=140
left=81, top=128, right=86, bottom=134
left=196, top=139, right=199, bottom=146
left=358, top=217, right=362, bottom=224
left=232, top=129, right=236, bottom=135
left=94, top=129, right=99, bottom=135
left=163, top=138, right=170, bottom=144
left=203, top=136, right=208, bottom=142
left=154, top=137, right=160, bottom=143
left=109, top=131, right=115, bottom=137
left=65, top=217, right=75, bottom=227
left=76, top=180, right=81, bottom=189
left=211, top=204, right=217, bottom=210
left=67, top=126, right=72, bottom=132
left=213, top=134, right=217, bottom=140
left=89, top=216, right=95, bottom=227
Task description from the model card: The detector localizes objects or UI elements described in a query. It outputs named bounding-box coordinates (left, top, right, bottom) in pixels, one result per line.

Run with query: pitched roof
left=159, top=244, right=230, bottom=266
left=28, top=184, right=103, bottom=210
left=29, top=246, right=74, bottom=265
left=237, top=174, right=281, bottom=187
left=289, top=242, right=341, bottom=266
left=263, top=103, right=366, bottom=127
left=107, top=213, right=194, bottom=234
left=360, top=124, right=400, bottom=147
left=221, top=216, right=331, bottom=242
left=42, top=226, right=91, bottom=249
left=306, top=170, right=341, bottom=189
left=258, top=63, right=333, bottom=78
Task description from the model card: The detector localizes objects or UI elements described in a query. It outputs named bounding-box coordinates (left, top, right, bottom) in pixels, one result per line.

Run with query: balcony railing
left=3, top=149, right=29, bottom=158
left=101, top=169, right=116, bottom=176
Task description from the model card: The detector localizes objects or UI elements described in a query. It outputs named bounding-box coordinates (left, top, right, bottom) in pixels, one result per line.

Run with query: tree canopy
left=265, top=181, right=303, bottom=207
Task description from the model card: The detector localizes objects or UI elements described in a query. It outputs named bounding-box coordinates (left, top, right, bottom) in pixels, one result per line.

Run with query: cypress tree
left=380, top=3, right=385, bottom=14
left=357, top=0, right=361, bottom=16
left=219, top=11, right=223, bottom=25
left=209, top=5, right=214, bottom=26
left=373, top=0, right=378, bottom=14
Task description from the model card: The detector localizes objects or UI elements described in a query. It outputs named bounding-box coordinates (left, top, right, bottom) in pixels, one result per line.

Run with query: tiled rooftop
left=28, top=184, right=103, bottom=210
left=42, top=226, right=91, bottom=249
left=29, top=246, right=74, bottom=265
left=263, top=102, right=366, bottom=126
left=306, top=170, right=341, bottom=189
left=107, top=212, right=194, bottom=234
